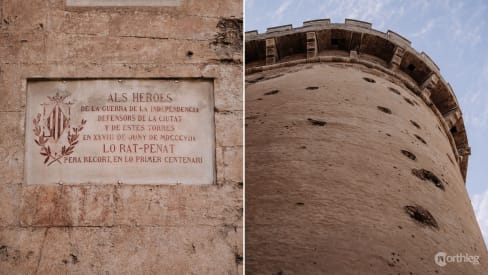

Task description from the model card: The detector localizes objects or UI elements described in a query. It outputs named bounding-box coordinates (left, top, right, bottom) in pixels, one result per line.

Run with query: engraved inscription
left=25, top=79, right=214, bottom=185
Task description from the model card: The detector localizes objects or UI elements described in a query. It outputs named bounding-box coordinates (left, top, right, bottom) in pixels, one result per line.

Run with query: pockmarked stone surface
left=245, top=19, right=484, bottom=275
left=66, top=0, right=181, bottom=6
left=25, top=79, right=215, bottom=185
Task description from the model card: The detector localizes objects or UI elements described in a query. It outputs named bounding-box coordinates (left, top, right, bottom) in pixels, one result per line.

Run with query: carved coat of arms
left=32, top=92, right=86, bottom=166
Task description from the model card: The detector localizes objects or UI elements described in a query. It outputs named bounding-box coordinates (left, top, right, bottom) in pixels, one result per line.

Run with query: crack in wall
left=34, top=227, right=49, bottom=275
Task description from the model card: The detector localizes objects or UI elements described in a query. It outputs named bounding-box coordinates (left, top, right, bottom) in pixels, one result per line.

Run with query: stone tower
left=245, top=19, right=487, bottom=274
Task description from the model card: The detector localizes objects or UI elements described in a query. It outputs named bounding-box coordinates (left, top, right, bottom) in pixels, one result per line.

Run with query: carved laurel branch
left=33, top=113, right=87, bottom=166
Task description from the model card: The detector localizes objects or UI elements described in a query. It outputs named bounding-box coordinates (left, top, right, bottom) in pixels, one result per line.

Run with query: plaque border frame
left=24, top=77, right=217, bottom=186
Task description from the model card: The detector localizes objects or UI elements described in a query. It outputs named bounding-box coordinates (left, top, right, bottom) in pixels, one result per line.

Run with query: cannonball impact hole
left=247, top=76, right=265, bottom=84
left=235, top=253, right=243, bottom=264
left=306, top=86, right=319, bottom=90
left=403, top=97, right=415, bottom=106
left=404, top=205, right=439, bottom=229
left=401, top=150, right=416, bottom=161
left=377, top=106, right=392, bottom=114
left=186, top=50, right=194, bottom=57
left=264, top=90, right=280, bottom=96
left=414, top=134, right=427, bottom=144
left=307, top=118, right=326, bottom=126
left=410, top=120, right=421, bottom=129
left=70, top=253, right=79, bottom=264
left=388, top=87, right=401, bottom=95
left=411, top=168, right=445, bottom=190
left=363, top=77, right=376, bottom=83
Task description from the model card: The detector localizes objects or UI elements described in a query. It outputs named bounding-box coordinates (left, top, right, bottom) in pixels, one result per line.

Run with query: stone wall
left=245, top=19, right=487, bottom=274
left=0, top=0, right=242, bottom=274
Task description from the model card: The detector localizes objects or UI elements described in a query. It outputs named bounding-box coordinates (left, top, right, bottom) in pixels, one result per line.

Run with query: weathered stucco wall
left=0, top=0, right=242, bottom=274
left=245, top=20, right=487, bottom=274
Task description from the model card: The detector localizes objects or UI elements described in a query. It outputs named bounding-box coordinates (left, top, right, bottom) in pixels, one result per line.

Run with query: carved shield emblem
left=32, top=92, right=86, bottom=166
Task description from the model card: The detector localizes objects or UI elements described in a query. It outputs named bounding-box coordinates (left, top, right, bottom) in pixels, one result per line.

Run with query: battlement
left=245, top=19, right=469, bottom=181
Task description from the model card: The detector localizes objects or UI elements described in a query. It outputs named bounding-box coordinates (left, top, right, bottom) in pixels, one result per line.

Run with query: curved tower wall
left=245, top=19, right=486, bottom=274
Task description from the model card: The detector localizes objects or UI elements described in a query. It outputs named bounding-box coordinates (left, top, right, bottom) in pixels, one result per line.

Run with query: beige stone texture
left=246, top=62, right=487, bottom=275
left=0, top=226, right=240, bottom=274
left=216, top=111, right=243, bottom=147
left=0, top=0, right=242, bottom=273
left=245, top=20, right=486, bottom=274
left=67, top=0, right=181, bottom=7
left=0, top=111, right=24, bottom=184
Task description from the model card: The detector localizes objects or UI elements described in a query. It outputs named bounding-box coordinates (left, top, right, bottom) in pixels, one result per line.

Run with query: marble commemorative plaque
left=25, top=79, right=215, bottom=185
left=66, top=0, right=180, bottom=7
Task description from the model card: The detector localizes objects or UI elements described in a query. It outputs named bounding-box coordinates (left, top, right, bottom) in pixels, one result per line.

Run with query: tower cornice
left=245, top=19, right=470, bottom=181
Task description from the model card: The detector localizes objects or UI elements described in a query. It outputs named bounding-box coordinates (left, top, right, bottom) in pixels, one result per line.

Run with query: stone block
left=45, top=33, right=217, bottom=64
left=2, top=0, right=47, bottom=33
left=0, top=63, right=46, bottom=112
left=0, top=183, right=21, bottom=225
left=66, top=0, right=180, bottom=7
left=33, top=227, right=113, bottom=274
left=266, top=24, right=292, bottom=33
left=48, top=10, right=110, bottom=36
left=0, top=227, right=46, bottom=274
left=387, top=30, right=411, bottom=47
left=345, top=18, right=372, bottom=29
left=109, top=13, right=218, bottom=41
left=113, top=184, right=241, bottom=226
left=216, top=145, right=225, bottom=184
left=0, top=112, right=23, bottom=184
left=215, top=111, right=243, bottom=147
left=213, top=65, right=243, bottom=111
left=184, top=0, right=242, bottom=18
left=20, top=185, right=115, bottom=226
left=303, top=19, right=331, bottom=27
left=0, top=32, right=46, bottom=63
left=224, top=146, right=243, bottom=183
